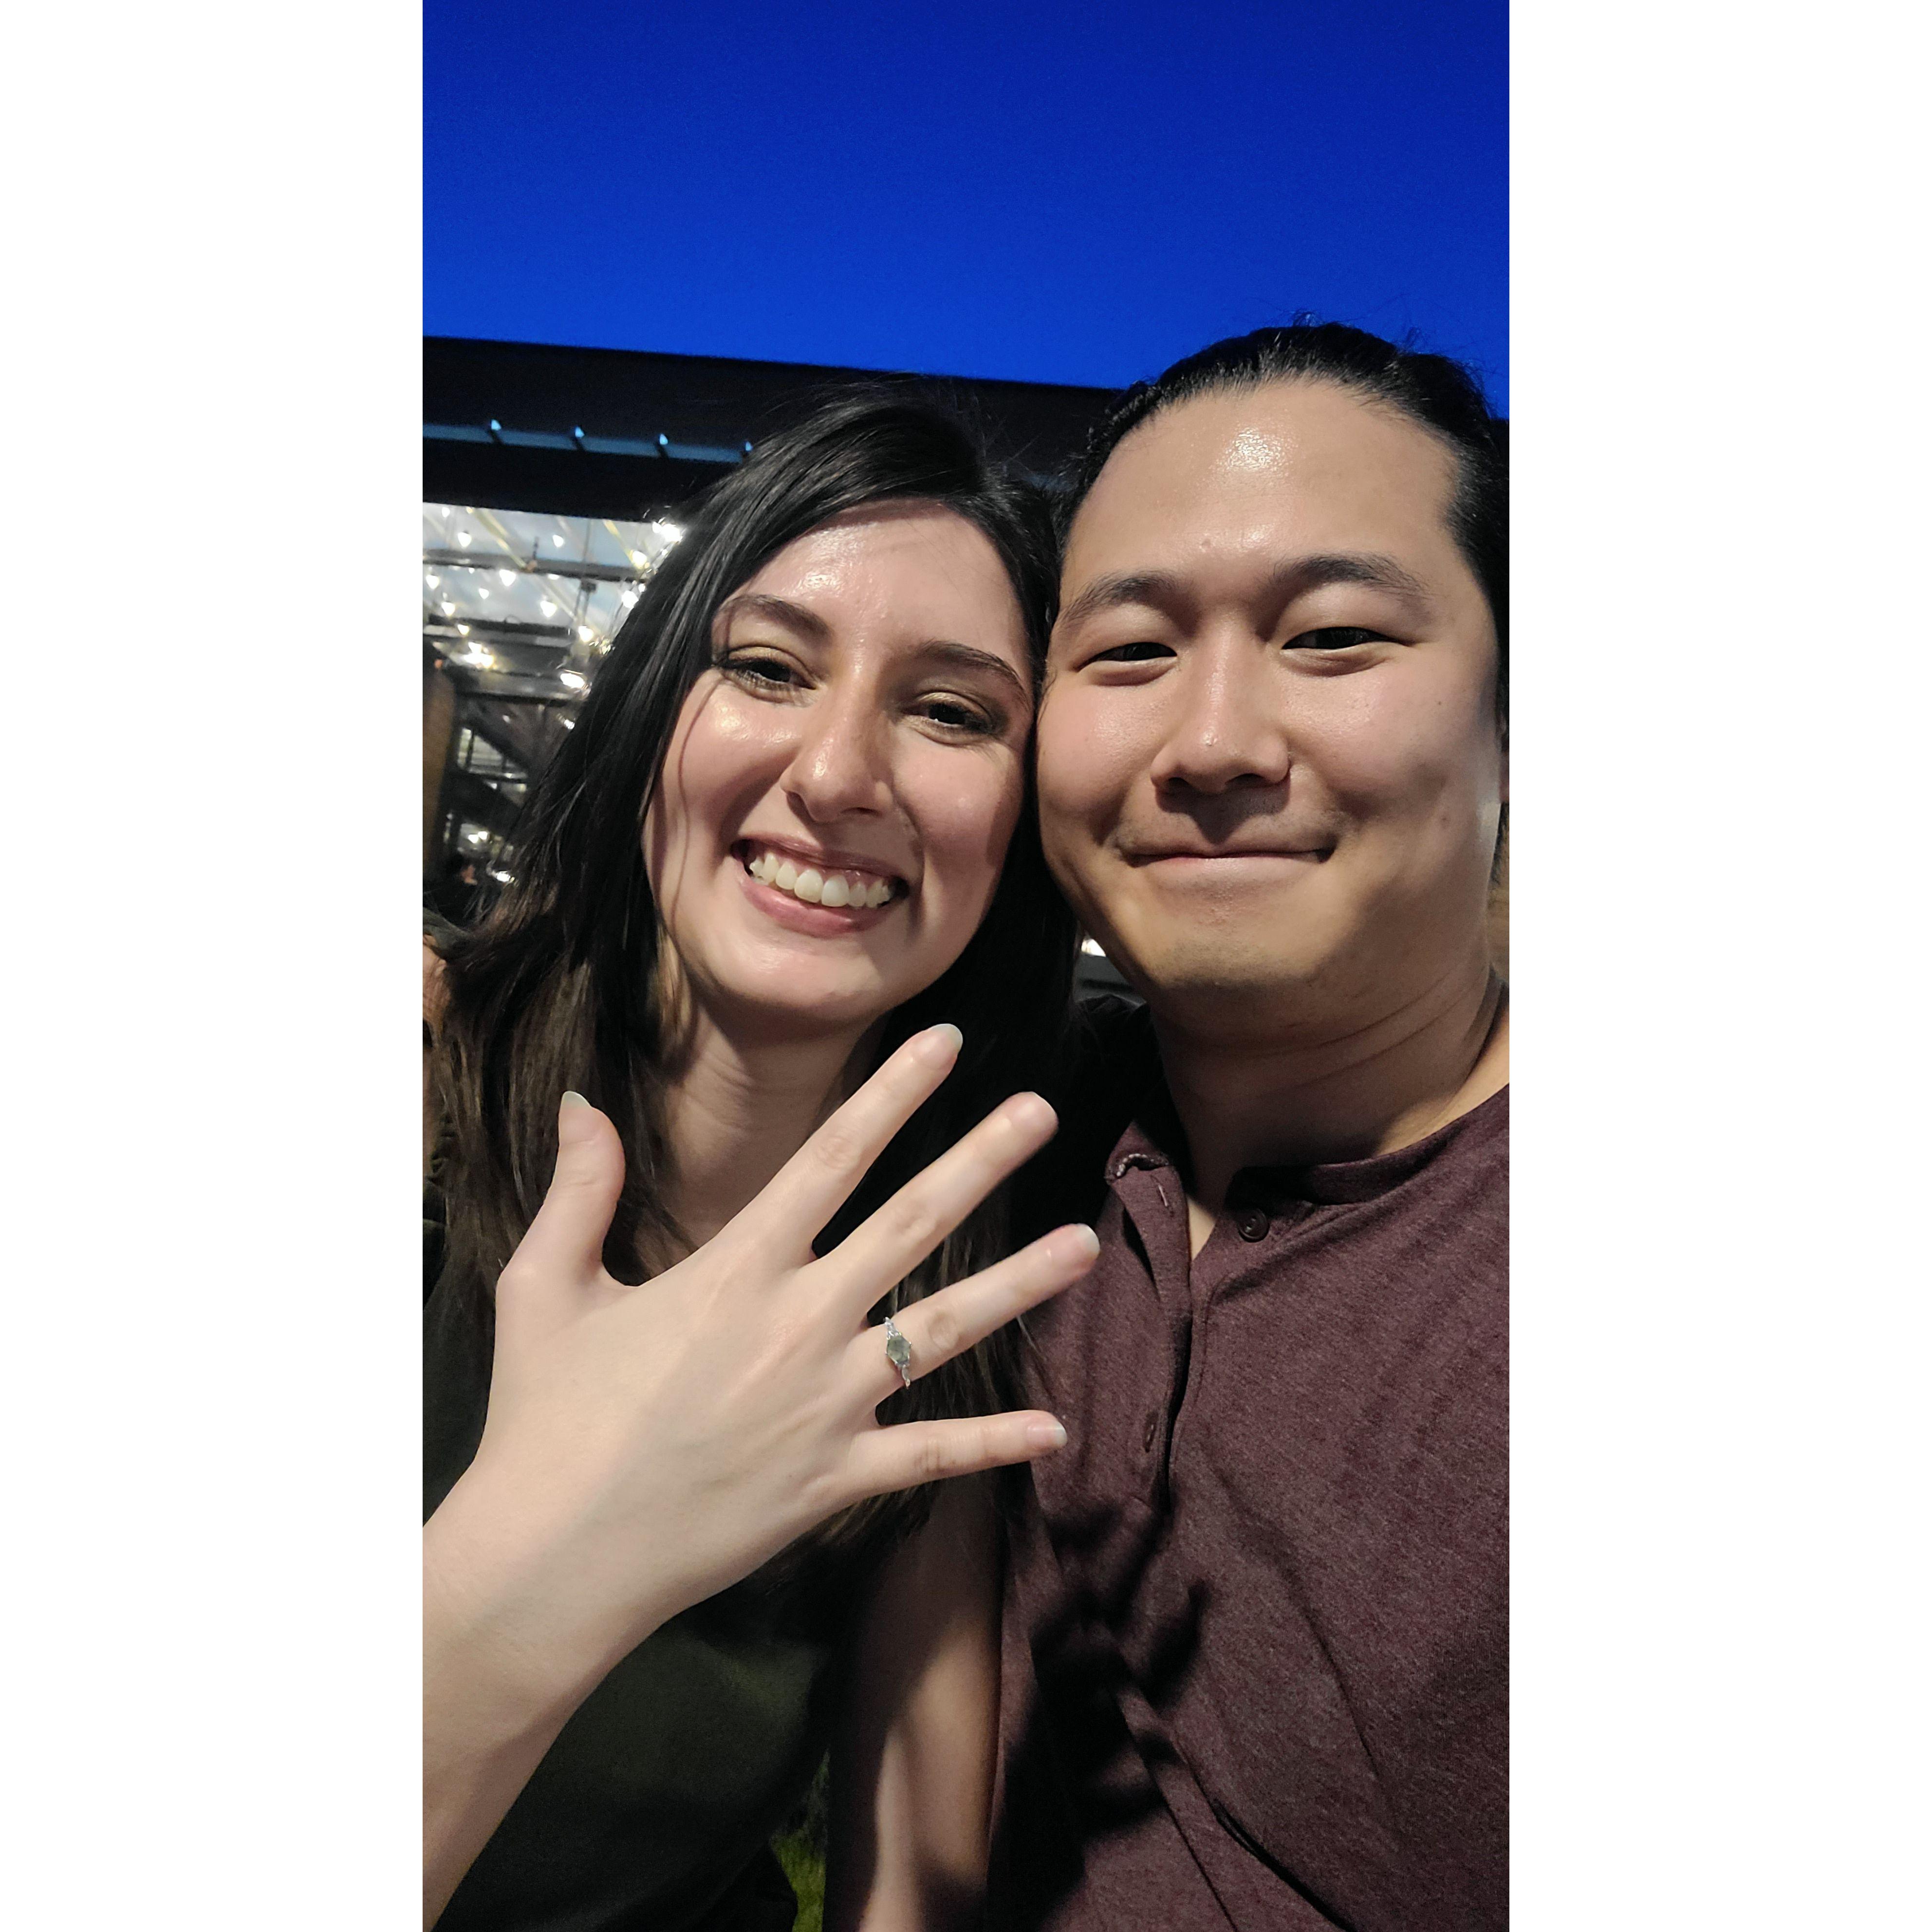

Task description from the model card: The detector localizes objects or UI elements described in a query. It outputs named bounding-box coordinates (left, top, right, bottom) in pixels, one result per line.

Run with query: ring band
left=882, top=1315, right=914, bottom=1388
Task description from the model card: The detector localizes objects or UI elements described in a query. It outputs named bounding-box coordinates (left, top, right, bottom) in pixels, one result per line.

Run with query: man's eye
left=1090, top=641, right=1174, bottom=664
left=1287, top=627, right=1388, bottom=651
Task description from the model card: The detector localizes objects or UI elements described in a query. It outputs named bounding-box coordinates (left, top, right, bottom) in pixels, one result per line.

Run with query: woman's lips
left=733, top=839, right=907, bottom=932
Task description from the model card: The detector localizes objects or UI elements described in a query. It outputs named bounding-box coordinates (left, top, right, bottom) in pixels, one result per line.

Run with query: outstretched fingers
left=503, top=1093, right=627, bottom=1289
left=843, top=1409, right=1070, bottom=1499
left=847, top=1224, right=1100, bottom=1400
left=822, top=1092, right=1061, bottom=1310
left=730, top=1024, right=965, bottom=1256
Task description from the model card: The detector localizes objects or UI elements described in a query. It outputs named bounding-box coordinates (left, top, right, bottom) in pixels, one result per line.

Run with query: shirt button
left=1234, top=1207, right=1270, bottom=1242
left=1141, top=1411, right=1159, bottom=1451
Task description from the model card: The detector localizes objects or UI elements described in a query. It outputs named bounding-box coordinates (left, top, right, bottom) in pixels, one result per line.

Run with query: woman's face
left=643, top=501, right=1034, bottom=1042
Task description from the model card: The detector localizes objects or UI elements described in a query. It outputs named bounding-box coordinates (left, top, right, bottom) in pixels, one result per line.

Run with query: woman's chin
left=702, top=970, right=909, bottom=1043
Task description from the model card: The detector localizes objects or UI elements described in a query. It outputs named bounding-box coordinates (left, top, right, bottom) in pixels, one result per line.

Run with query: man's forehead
left=1061, top=380, right=1461, bottom=593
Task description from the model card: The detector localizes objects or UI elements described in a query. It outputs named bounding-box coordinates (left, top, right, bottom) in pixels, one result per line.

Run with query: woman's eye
left=1287, top=626, right=1389, bottom=651
left=1090, top=640, right=1174, bottom=664
left=916, top=697, right=997, bottom=736
left=719, top=652, right=803, bottom=690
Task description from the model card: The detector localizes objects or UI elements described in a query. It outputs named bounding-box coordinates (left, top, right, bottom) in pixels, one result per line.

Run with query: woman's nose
left=782, top=691, right=892, bottom=820
left=1147, top=648, right=1292, bottom=796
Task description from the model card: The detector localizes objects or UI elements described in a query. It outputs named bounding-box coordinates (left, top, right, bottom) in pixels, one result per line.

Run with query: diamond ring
left=882, top=1314, right=914, bottom=1389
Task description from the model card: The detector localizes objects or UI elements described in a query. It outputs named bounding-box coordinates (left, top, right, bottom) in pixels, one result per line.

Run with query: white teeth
left=746, top=847, right=898, bottom=911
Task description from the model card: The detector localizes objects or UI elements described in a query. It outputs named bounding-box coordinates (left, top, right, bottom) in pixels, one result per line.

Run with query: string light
left=497, top=568, right=515, bottom=586
left=558, top=670, right=587, bottom=691
left=456, top=530, right=472, bottom=548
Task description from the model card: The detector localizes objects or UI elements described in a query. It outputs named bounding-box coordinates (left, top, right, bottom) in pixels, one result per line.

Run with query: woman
left=424, top=394, right=1089, bottom=1929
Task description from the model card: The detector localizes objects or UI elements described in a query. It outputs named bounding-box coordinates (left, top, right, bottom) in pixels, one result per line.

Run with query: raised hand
left=428, top=1022, right=1091, bottom=1686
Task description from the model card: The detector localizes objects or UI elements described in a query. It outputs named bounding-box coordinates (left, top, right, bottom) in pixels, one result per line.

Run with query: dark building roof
left=425, top=335, right=1120, bottom=520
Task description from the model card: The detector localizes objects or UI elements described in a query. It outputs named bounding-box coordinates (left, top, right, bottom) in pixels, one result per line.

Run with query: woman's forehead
left=728, top=503, right=1025, bottom=652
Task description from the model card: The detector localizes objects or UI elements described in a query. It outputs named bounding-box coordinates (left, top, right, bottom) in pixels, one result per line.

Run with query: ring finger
left=847, top=1222, right=1101, bottom=1404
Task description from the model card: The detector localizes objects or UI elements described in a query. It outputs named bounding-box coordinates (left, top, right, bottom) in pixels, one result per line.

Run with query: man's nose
left=1147, top=648, right=1292, bottom=795
left=782, top=690, right=892, bottom=820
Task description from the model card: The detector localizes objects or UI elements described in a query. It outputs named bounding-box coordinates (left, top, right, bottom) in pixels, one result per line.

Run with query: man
left=992, top=324, right=1508, bottom=1931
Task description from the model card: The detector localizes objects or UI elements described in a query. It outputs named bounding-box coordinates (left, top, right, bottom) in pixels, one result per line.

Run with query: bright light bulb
left=467, top=829, right=488, bottom=844
left=561, top=717, right=576, bottom=730
left=478, top=587, right=490, bottom=600
left=655, top=522, right=685, bottom=542
left=628, top=551, right=646, bottom=567
left=456, top=530, right=472, bottom=548
left=440, top=601, right=455, bottom=616
left=550, top=533, right=565, bottom=549
left=425, top=572, right=439, bottom=588
left=539, top=599, right=556, bottom=618
left=577, top=625, right=594, bottom=643
left=497, top=569, right=515, bottom=586
left=456, top=623, right=470, bottom=635
left=558, top=670, right=587, bottom=690
left=621, top=587, right=639, bottom=606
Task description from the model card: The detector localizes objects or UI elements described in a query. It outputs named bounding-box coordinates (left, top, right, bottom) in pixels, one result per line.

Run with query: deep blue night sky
left=425, top=1, right=1507, bottom=411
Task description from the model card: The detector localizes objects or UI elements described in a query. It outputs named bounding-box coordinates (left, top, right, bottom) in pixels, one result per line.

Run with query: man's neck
left=1153, top=956, right=1508, bottom=1251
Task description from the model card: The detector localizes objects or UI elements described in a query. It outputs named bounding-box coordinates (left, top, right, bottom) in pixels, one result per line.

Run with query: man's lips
left=1119, top=844, right=1334, bottom=864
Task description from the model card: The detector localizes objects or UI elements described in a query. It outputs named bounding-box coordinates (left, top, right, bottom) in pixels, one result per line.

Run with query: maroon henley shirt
left=991, top=1061, right=1507, bottom=1931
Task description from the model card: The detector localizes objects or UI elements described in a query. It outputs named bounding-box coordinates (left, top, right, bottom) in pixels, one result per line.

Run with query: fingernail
left=918, top=1023, right=964, bottom=1061
left=1062, top=1224, right=1100, bottom=1262
left=561, top=1090, right=590, bottom=1109
left=1028, top=1418, right=1068, bottom=1451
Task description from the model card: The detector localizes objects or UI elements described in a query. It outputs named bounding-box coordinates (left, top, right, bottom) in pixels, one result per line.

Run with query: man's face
left=1037, top=379, right=1504, bottom=1040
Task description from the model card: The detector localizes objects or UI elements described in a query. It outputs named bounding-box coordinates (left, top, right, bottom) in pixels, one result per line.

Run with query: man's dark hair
left=1063, top=322, right=1508, bottom=726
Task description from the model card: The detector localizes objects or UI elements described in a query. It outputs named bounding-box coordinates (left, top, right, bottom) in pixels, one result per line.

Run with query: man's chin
left=1108, top=940, right=1328, bottom=1026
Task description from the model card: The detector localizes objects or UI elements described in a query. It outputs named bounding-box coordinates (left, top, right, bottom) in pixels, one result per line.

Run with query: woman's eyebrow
left=716, top=592, right=830, bottom=639
left=912, top=640, right=1031, bottom=700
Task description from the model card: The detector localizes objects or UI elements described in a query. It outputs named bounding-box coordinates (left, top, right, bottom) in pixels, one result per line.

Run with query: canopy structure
left=420, top=338, right=1121, bottom=950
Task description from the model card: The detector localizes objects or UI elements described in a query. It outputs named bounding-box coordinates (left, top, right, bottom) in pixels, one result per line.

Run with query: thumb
left=514, top=1092, right=627, bottom=1283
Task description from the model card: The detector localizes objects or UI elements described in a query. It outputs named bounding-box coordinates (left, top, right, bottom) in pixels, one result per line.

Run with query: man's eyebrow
left=714, top=592, right=830, bottom=640
left=1055, top=572, right=1184, bottom=633
left=1279, top=552, right=1435, bottom=609
left=1056, top=553, right=1437, bottom=633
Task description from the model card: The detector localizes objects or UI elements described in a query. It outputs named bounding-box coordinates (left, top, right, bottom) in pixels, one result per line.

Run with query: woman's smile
left=643, top=501, right=1033, bottom=1034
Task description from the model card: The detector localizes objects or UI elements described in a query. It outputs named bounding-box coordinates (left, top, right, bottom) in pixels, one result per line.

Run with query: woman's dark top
left=425, top=1205, right=853, bottom=1932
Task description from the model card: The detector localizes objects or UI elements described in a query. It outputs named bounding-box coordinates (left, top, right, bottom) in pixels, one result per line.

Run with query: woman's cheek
left=914, top=758, right=1025, bottom=924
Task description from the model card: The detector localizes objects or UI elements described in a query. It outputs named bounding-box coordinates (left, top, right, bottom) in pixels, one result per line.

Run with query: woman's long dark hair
left=429, top=391, right=1076, bottom=1584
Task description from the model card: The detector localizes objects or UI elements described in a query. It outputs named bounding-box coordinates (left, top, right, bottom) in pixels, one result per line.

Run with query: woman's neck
left=657, top=1011, right=878, bottom=1256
